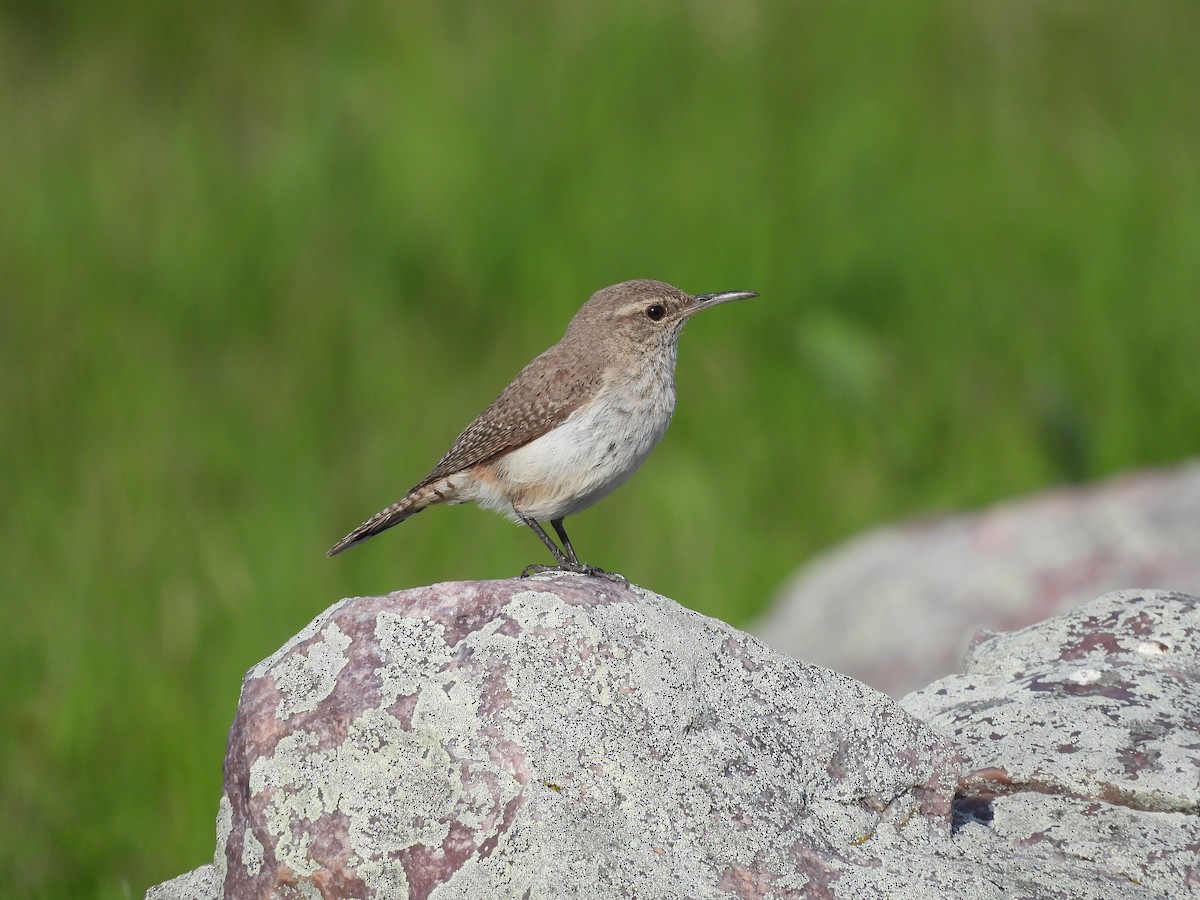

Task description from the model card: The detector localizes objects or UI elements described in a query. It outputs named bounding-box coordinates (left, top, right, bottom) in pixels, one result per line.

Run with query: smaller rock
left=904, top=589, right=1200, bottom=893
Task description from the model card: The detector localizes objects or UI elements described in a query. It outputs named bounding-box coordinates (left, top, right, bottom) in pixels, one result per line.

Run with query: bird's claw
left=520, top=563, right=626, bottom=583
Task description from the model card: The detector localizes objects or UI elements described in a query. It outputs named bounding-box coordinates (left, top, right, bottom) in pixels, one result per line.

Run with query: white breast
left=467, top=367, right=676, bottom=523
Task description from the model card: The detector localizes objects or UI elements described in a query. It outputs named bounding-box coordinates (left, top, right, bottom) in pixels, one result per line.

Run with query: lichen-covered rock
left=145, top=865, right=219, bottom=900
left=160, top=576, right=958, bottom=899
left=757, top=461, right=1200, bottom=695
left=149, top=583, right=1200, bottom=899
left=904, top=589, right=1200, bottom=893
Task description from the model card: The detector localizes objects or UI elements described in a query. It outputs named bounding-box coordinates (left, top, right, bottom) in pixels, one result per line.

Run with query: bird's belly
left=472, top=385, right=674, bottom=522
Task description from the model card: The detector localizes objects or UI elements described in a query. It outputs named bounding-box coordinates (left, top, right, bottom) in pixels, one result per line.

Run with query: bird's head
left=566, top=279, right=758, bottom=350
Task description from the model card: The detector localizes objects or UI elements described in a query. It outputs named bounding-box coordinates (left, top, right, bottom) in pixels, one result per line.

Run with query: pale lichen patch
left=249, top=599, right=350, bottom=681
left=269, top=622, right=352, bottom=720
left=213, top=794, right=233, bottom=885
left=246, top=707, right=473, bottom=888
left=240, top=826, right=263, bottom=875
left=248, top=730, right=323, bottom=876
left=505, top=590, right=577, bottom=630
left=339, top=708, right=460, bottom=853
left=356, top=859, right=411, bottom=898
left=589, top=664, right=614, bottom=705
left=375, top=612, right=454, bottom=704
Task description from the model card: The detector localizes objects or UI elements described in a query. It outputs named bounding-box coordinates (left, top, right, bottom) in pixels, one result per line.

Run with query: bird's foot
left=520, top=563, right=627, bottom=583
left=581, top=565, right=627, bottom=583
left=520, top=563, right=565, bottom=578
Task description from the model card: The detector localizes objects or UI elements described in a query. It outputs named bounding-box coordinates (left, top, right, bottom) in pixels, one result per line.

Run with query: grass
left=2, top=2, right=1199, bottom=895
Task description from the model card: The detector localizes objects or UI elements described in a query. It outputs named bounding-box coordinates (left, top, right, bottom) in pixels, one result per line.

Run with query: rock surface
left=149, top=580, right=1200, bottom=899
left=755, top=461, right=1200, bottom=695
left=904, top=589, right=1200, bottom=893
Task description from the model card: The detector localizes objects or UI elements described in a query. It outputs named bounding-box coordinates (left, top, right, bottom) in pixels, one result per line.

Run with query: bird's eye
left=646, top=304, right=666, bottom=321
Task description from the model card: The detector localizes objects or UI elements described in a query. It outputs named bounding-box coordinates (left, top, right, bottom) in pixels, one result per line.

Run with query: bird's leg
left=516, top=512, right=577, bottom=576
left=551, top=518, right=626, bottom=583
left=513, top=511, right=626, bottom=581
left=550, top=519, right=581, bottom=567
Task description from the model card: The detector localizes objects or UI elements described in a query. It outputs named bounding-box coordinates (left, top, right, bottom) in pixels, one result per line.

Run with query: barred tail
left=326, top=477, right=461, bottom=557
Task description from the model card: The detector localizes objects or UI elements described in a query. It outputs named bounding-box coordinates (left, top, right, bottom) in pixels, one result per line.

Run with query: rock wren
left=328, top=279, right=757, bottom=574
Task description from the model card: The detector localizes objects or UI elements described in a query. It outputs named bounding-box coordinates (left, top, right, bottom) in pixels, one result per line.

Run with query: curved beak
left=687, top=289, right=759, bottom=316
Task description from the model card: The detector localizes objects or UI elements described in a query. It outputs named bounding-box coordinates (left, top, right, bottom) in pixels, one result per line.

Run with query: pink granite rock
left=159, top=576, right=956, bottom=899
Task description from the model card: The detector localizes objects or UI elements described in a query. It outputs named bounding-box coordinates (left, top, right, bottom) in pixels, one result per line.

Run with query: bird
left=328, top=279, right=758, bottom=576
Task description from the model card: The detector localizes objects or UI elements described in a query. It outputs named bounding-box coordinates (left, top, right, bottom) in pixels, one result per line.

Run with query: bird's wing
left=421, top=345, right=604, bottom=485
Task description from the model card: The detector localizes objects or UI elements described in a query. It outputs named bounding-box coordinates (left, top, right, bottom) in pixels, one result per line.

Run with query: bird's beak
left=687, top=290, right=759, bottom=316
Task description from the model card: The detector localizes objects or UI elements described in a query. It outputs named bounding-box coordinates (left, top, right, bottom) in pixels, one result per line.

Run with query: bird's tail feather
left=327, top=477, right=460, bottom=556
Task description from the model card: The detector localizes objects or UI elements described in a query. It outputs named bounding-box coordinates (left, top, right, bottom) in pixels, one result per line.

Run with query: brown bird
left=329, top=279, right=757, bottom=574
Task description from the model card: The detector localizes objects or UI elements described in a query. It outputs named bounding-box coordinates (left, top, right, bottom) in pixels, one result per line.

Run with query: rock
left=150, top=581, right=1200, bottom=899
left=903, top=589, right=1200, bottom=892
left=154, top=576, right=958, bottom=898
left=754, top=461, right=1200, bottom=695
left=145, top=865, right=219, bottom=900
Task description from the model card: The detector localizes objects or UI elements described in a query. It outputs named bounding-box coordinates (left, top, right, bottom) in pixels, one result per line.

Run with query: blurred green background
left=3, top=1, right=1199, bottom=895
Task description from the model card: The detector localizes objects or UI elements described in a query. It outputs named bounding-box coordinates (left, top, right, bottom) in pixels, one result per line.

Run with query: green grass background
left=3, top=1, right=1198, bottom=895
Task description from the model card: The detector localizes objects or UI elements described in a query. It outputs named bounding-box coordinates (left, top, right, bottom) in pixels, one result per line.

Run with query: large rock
left=755, top=461, right=1200, bottom=695
left=149, top=580, right=1200, bottom=899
